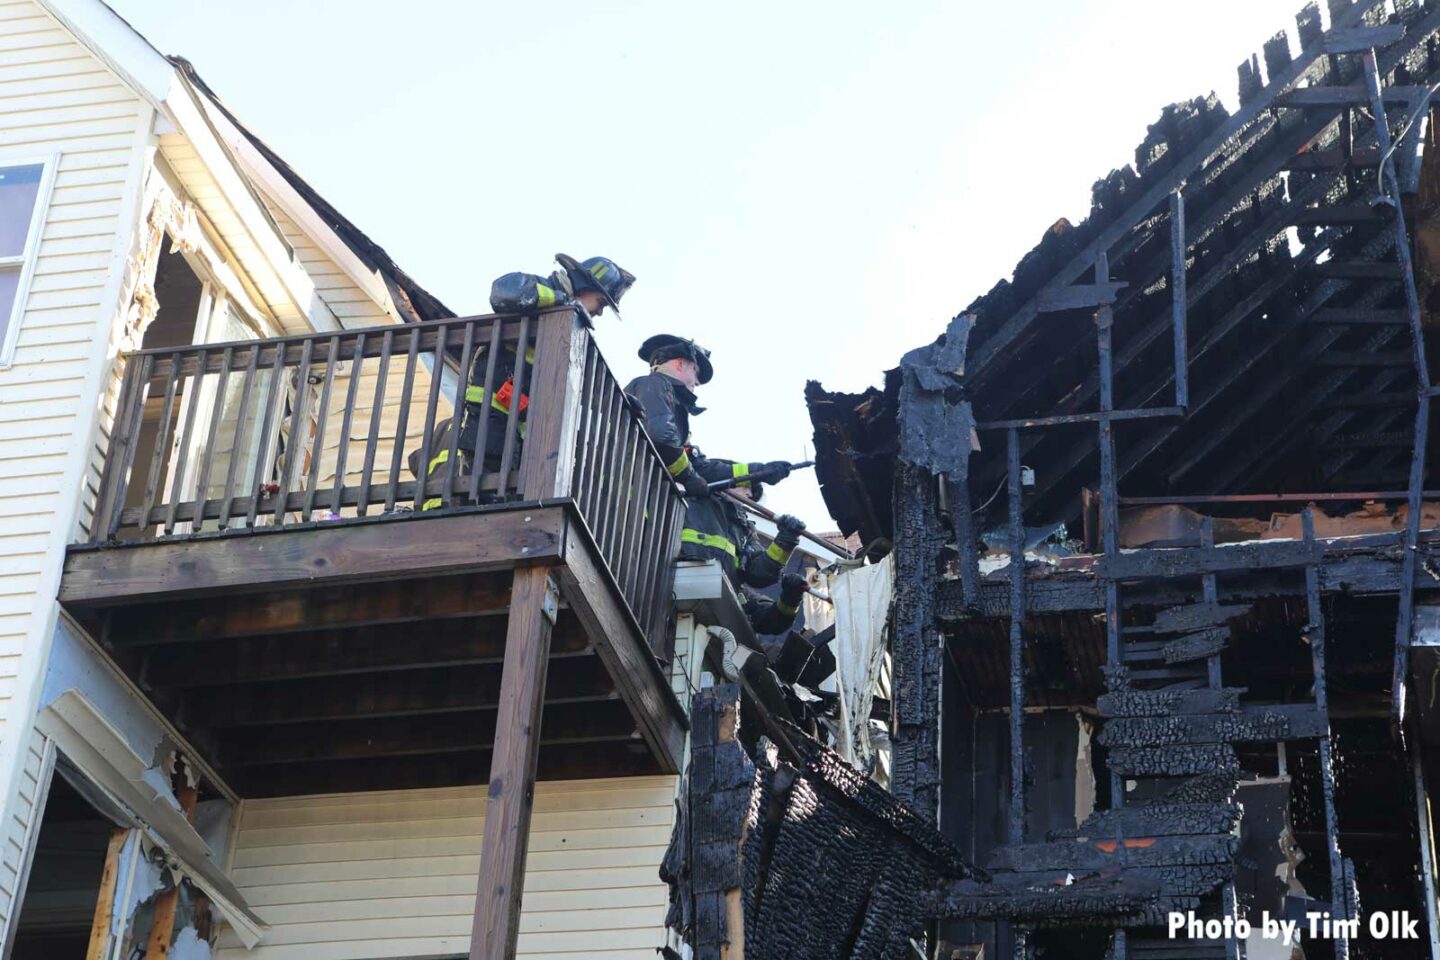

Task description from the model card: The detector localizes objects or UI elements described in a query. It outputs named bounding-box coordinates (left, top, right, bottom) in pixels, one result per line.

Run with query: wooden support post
left=520, top=310, right=588, bottom=500
left=470, top=565, right=558, bottom=960
left=146, top=776, right=198, bottom=959
left=86, top=827, right=129, bottom=960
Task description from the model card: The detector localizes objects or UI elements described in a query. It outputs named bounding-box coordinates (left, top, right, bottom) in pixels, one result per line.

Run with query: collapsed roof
left=810, top=0, right=1440, bottom=548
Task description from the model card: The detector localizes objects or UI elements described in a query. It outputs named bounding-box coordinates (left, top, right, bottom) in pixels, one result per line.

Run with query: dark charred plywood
left=1233, top=780, right=1294, bottom=939
left=804, top=376, right=900, bottom=547
left=662, top=686, right=754, bottom=959
left=668, top=688, right=976, bottom=959
left=987, top=834, right=1237, bottom=873
left=1097, top=706, right=1326, bottom=748
left=1050, top=802, right=1243, bottom=840
left=1106, top=744, right=1241, bottom=778
left=1098, top=687, right=1242, bottom=718
left=1096, top=539, right=1325, bottom=580
left=891, top=464, right=945, bottom=821
left=740, top=734, right=975, bottom=960
left=1152, top=602, right=1253, bottom=633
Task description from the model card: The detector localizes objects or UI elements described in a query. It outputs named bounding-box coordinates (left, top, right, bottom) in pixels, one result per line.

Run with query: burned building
left=734, top=0, right=1439, bottom=957
left=1, top=0, right=1438, bottom=957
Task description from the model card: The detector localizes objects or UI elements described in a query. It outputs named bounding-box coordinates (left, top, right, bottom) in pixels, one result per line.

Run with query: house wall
left=0, top=727, right=50, bottom=927
left=230, top=203, right=449, bottom=512
left=0, top=0, right=151, bottom=938
left=215, top=776, right=677, bottom=960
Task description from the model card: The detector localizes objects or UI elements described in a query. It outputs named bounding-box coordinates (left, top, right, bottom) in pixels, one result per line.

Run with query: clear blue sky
left=111, top=0, right=1308, bottom=530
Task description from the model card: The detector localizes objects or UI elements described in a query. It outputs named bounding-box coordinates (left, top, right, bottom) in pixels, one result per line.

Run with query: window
left=0, top=158, right=56, bottom=366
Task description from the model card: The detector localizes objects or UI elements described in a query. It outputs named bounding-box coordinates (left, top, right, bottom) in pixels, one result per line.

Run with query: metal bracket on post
left=542, top=574, right=559, bottom=626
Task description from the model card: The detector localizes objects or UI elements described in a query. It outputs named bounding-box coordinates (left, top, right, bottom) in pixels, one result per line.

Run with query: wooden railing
left=91, top=309, right=683, bottom=648
left=570, top=334, right=687, bottom=656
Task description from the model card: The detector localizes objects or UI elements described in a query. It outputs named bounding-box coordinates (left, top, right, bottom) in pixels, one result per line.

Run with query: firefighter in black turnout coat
left=416, top=254, right=634, bottom=507
left=463, top=253, right=634, bottom=462
left=623, top=334, right=809, bottom=633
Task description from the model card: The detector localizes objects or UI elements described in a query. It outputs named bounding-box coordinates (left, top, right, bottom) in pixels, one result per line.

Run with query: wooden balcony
left=59, top=309, right=687, bottom=798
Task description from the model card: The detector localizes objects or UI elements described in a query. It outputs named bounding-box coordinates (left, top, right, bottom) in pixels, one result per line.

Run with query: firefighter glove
left=774, top=514, right=806, bottom=551
left=780, top=572, right=809, bottom=608
left=679, top=469, right=710, bottom=499
left=760, top=460, right=793, bottom=483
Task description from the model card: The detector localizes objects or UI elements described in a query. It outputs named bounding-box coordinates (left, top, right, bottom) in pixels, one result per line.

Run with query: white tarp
left=824, top=555, right=894, bottom=769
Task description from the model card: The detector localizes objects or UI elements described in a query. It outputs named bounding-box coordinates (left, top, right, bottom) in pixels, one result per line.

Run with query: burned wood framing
left=791, top=3, right=1440, bottom=953
left=890, top=464, right=945, bottom=823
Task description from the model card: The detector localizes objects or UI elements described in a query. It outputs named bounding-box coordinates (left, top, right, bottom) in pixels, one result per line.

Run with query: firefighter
left=418, top=254, right=633, bottom=508
left=624, top=334, right=809, bottom=642
left=464, top=252, right=635, bottom=458
left=488, top=252, right=634, bottom=323
left=624, top=333, right=795, bottom=498
left=746, top=570, right=812, bottom=634
left=688, top=475, right=806, bottom=587
left=623, top=334, right=802, bottom=577
left=623, top=334, right=716, bottom=499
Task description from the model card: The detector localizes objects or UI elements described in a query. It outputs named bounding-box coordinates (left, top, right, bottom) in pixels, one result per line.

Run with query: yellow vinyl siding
left=0, top=1, right=148, bottom=940
left=266, top=206, right=389, bottom=326
left=216, top=777, right=677, bottom=960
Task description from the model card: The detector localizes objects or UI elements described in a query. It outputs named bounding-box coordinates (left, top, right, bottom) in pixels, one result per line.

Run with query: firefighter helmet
left=639, top=334, right=713, bottom=384
left=555, top=253, right=635, bottom=318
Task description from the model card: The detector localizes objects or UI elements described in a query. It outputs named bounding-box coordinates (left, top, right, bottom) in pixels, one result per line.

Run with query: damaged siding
left=155, top=133, right=311, bottom=333
left=217, top=777, right=676, bottom=960
left=0, top=0, right=148, bottom=940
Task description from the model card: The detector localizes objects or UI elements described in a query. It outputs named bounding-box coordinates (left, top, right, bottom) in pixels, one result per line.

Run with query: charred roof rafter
left=938, top=1, right=1440, bottom=531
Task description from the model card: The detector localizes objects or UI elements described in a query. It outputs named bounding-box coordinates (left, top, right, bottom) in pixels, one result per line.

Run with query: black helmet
left=555, top=253, right=635, bottom=318
left=639, top=334, right=713, bottom=384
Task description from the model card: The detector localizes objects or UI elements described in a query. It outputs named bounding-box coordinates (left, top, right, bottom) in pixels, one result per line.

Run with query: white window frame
left=0, top=152, right=60, bottom=370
